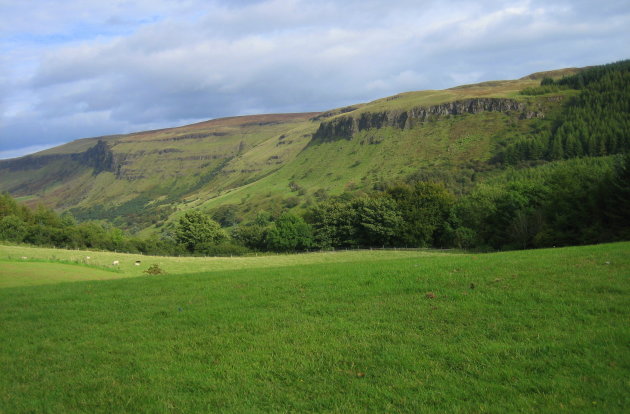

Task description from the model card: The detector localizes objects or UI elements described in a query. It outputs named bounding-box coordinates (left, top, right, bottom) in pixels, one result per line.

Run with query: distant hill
left=2, top=63, right=622, bottom=235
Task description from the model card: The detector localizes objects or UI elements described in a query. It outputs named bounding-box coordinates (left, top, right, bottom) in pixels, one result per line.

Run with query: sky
left=0, top=0, right=629, bottom=159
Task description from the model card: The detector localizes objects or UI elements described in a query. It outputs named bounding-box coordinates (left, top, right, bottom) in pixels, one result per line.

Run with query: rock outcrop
left=0, top=139, right=118, bottom=176
left=312, top=98, right=543, bottom=143
left=76, top=140, right=117, bottom=175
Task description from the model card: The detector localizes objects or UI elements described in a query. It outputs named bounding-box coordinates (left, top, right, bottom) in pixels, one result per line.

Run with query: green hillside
left=0, top=242, right=628, bottom=412
left=1, top=61, right=628, bottom=241
left=0, top=70, right=556, bottom=230
left=0, top=113, right=322, bottom=231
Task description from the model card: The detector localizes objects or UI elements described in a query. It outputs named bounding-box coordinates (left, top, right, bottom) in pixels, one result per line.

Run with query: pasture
left=0, top=242, right=628, bottom=412
left=0, top=244, right=449, bottom=286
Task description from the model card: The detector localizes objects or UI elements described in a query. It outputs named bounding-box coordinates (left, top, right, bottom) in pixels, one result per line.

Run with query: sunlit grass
left=0, top=243, right=453, bottom=287
left=0, top=242, right=628, bottom=412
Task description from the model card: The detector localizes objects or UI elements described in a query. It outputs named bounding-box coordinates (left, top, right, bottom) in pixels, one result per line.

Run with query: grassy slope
left=194, top=102, right=561, bottom=215
left=0, top=68, right=583, bottom=231
left=325, top=68, right=581, bottom=117
left=348, top=79, right=530, bottom=115
left=142, top=82, right=578, bottom=228
left=0, top=242, right=628, bottom=412
left=0, top=114, right=321, bottom=213
left=72, top=114, right=322, bottom=211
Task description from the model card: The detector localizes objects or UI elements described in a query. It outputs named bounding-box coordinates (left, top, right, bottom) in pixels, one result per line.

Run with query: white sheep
left=112, top=260, right=120, bottom=265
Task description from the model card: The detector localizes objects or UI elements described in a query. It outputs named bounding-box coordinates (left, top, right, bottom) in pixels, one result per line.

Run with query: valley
left=0, top=70, right=576, bottom=234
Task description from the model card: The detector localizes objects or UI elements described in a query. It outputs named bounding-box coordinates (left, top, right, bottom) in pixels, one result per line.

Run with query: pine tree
left=604, top=154, right=630, bottom=232
left=550, top=136, right=564, bottom=160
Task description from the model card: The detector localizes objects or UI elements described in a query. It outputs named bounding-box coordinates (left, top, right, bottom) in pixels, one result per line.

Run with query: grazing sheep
left=134, top=261, right=141, bottom=266
left=21, top=256, right=27, bottom=260
left=112, top=260, right=120, bottom=265
left=86, top=256, right=91, bottom=260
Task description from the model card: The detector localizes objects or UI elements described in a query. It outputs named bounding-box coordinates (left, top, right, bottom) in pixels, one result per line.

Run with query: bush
left=231, top=224, right=269, bottom=251
left=144, top=264, right=165, bottom=275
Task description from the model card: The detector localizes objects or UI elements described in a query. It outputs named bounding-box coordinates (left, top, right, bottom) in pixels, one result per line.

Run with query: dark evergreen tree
left=603, top=154, right=630, bottom=236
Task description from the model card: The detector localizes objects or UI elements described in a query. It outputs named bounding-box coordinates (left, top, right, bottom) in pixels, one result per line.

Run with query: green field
left=1, top=242, right=629, bottom=412
left=0, top=244, right=447, bottom=287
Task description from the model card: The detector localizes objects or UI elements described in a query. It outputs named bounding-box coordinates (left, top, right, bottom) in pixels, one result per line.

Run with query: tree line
left=0, top=194, right=180, bottom=255
left=499, top=60, right=630, bottom=164
left=227, top=154, right=629, bottom=252
left=1, top=153, right=629, bottom=255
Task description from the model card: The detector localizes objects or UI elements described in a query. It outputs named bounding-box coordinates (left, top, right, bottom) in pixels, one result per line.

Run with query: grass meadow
left=0, top=242, right=628, bottom=412
left=0, top=244, right=447, bottom=287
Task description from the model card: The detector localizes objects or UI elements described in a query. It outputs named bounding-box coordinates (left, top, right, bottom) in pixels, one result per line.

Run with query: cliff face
left=407, top=98, right=527, bottom=120
left=312, top=98, right=543, bottom=142
left=76, top=140, right=117, bottom=175
left=0, top=140, right=117, bottom=175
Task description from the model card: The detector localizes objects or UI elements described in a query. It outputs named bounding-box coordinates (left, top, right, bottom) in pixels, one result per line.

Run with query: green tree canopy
left=175, top=211, right=227, bottom=252
left=266, top=213, right=313, bottom=252
left=0, top=215, right=28, bottom=242
left=387, top=182, right=454, bottom=247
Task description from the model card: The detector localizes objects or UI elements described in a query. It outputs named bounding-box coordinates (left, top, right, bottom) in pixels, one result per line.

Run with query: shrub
left=144, top=264, right=165, bottom=275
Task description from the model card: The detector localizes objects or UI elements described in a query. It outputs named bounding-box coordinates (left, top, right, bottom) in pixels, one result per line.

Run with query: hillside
left=1, top=112, right=321, bottom=231
left=0, top=64, right=612, bottom=234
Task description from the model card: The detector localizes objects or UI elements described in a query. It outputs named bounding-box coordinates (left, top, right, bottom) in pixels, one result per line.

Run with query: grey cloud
left=1, top=0, right=629, bottom=157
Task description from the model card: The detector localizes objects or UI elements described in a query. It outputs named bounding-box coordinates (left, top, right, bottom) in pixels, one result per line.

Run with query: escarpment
left=78, top=140, right=118, bottom=175
left=312, top=98, right=543, bottom=142
left=0, top=153, right=71, bottom=172
left=0, top=139, right=119, bottom=176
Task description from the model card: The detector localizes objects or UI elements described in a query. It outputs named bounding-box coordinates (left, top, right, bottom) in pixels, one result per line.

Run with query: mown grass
left=0, top=242, right=628, bottom=412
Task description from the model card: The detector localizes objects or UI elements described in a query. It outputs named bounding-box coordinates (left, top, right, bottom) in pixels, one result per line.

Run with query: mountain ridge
left=0, top=65, right=592, bottom=232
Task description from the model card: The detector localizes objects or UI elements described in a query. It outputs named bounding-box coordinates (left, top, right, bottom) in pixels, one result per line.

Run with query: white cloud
left=1, top=0, right=629, bottom=155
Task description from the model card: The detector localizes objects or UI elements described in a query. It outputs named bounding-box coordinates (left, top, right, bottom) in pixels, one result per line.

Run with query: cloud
left=1, top=0, right=629, bottom=157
